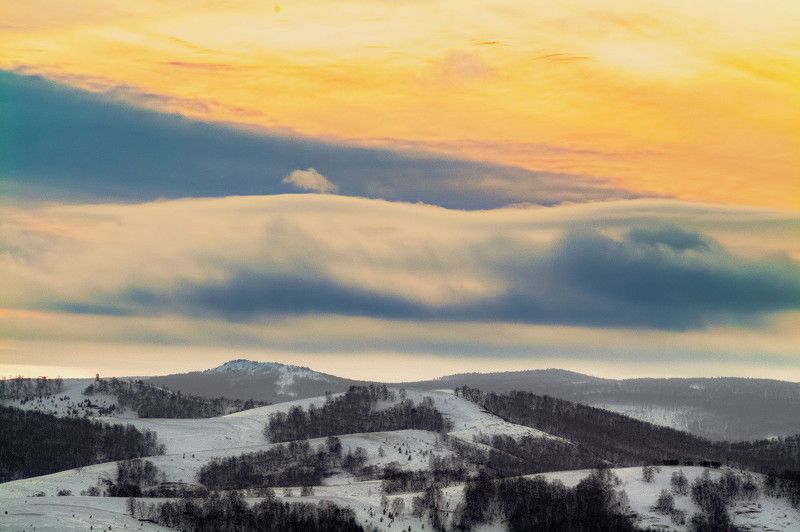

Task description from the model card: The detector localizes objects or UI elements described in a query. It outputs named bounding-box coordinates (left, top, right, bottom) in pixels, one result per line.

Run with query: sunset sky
left=1, top=1, right=799, bottom=380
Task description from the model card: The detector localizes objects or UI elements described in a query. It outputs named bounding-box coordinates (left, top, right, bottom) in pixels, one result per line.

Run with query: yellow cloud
left=2, top=0, right=799, bottom=210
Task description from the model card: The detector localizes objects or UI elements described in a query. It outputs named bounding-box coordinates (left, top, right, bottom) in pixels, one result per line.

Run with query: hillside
left=142, top=360, right=800, bottom=440
left=1, top=382, right=799, bottom=531
left=420, top=370, right=800, bottom=441
left=147, top=359, right=365, bottom=403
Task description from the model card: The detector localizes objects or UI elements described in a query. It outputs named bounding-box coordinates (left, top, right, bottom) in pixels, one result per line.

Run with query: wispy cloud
left=161, top=61, right=242, bottom=71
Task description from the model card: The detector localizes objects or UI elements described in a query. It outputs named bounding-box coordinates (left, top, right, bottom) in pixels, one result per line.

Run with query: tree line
left=0, top=406, right=164, bottom=482
left=105, top=458, right=166, bottom=497
left=456, top=469, right=635, bottom=532
left=456, top=386, right=800, bottom=474
left=727, top=435, right=800, bottom=473
left=197, top=438, right=344, bottom=490
left=765, top=470, right=800, bottom=509
left=86, top=378, right=268, bottom=418
left=0, top=376, right=63, bottom=401
left=127, top=490, right=363, bottom=532
left=476, top=434, right=604, bottom=476
left=456, top=386, right=718, bottom=466
left=264, top=385, right=451, bottom=442
left=380, top=455, right=469, bottom=494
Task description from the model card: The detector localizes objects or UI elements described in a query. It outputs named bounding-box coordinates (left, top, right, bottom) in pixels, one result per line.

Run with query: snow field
left=3, top=388, right=799, bottom=531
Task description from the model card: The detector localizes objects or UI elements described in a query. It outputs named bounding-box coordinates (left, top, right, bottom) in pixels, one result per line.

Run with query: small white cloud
left=282, top=168, right=338, bottom=193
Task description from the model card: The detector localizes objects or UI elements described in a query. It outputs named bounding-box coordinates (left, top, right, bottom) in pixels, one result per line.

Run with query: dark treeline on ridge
left=457, top=386, right=717, bottom=466
left=457, top=386, right=800, bottom=474
left=265, top=385, right=451, bottom=442
left=727, top=436, right=800, bottom=474
left=198, top=438, right=344, bottom=490
left=380, top=455, right=470, bottom=494
left=0, top=376, right=63, bottom=402
left=86, top=378, right=269, bottom=418
left=128, top=490, right=363, bottom=532
left=457, top=469, right=636, bottom=532
left=476, top=434, right=604, bottom=475
left=0, top=406, right=164, bottom=482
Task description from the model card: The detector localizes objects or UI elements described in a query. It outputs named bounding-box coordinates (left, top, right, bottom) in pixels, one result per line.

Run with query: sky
left=1, top=1, right=799, bottom=380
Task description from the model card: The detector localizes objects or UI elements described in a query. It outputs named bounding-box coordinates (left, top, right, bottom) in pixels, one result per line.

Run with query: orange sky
left=2, top=0, right=799, bottom=210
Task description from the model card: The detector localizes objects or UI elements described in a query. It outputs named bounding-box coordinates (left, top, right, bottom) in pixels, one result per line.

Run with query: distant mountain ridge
left=147, top=359, right=800, bottom=441
left=149, top=359, right=363, bottom=403
left=414, top=371, right=800, bottom=441
left=205, top=359, right=325, bottom=378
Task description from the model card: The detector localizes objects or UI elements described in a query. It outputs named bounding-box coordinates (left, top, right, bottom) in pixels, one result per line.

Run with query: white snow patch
left=0, top=378, right=133, bottom=419
left=401, top=388, right=568, bottom=444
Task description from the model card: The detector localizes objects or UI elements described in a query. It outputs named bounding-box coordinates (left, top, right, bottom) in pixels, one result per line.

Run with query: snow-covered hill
left=0, top=378, right=129, bottom=418
left=206, top=359, right=325, bottom=378
left=148, top=358, right=358, bottom=401
left=142, top=361, right=800, bottom=440
left=205, top=359, right=329, bottom=395
left=2, top=387, right=799, bottom=531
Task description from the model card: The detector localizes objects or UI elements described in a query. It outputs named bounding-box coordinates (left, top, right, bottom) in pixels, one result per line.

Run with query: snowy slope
left=0, top=378, right=127, bottom=418
left=403, top=389, right=567, bottom=443
left=6, top=468, right=797, bottom=532
left=205, top=359, right=330, bottom=396
left=0, top=496, right=172, bottom=532
left=538, top=466, right=800, bottom=532
left=278, top=467, right=800, bottom=532
left=3, top=387, right=799, bottom=532
left=205, top=359, right=328, bottom=380
left=0, top=429, right=455, bottom=499
left=591, top=402, right=706, bottom=435
left=149, top=358, right=355, bottom=401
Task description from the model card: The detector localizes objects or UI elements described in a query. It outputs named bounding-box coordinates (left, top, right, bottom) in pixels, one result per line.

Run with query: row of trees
left=458, top=386, right=800, bottom=475
left=687, top=470, right=756, bottom=530
left=0, top=406, right=164, bottom=482
left=456, top=386, right=717, bottom=466
left=477, top=434, right=604, bottom=476
left=85, top=378, right=268, bottom=418
left=128, top=490, right=363, bottom=532
left=105, top=458, right=166, bottom=496
left=765, top=470, right=800, bottom=508
left=456, top=469, right=636, bottom=532
left=727, top=435, right=800, bottom=473
left=264, top=386, right=451, bottom=442
left=380, top=455, right=469, bottom=494
left=198, top=438, right=344, bottom=490
left=648, top=469, right=766, bottom=529
left=0, top=376, right=63, bottom=401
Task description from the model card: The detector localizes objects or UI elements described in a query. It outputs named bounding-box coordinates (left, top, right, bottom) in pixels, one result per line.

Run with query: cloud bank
left=3, top=195, right=799, bottom=377
left=0, top=70, right=639, bottom=209
left=3, top=196, right=798, bottom=332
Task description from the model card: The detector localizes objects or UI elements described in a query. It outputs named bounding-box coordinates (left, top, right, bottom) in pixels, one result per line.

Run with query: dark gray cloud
left=126, top=274, right=422, bottom=320
left=0, top=70, right=640, bottom=209
left=70, top=226, right=800, bottom=330
left=502, top=227, right=800, bottom=329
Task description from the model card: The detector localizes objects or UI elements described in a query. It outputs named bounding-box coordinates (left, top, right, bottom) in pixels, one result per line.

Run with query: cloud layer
left=0, top=70, right=638, bottom=209
left=3, top=195, right=798, bottom=332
